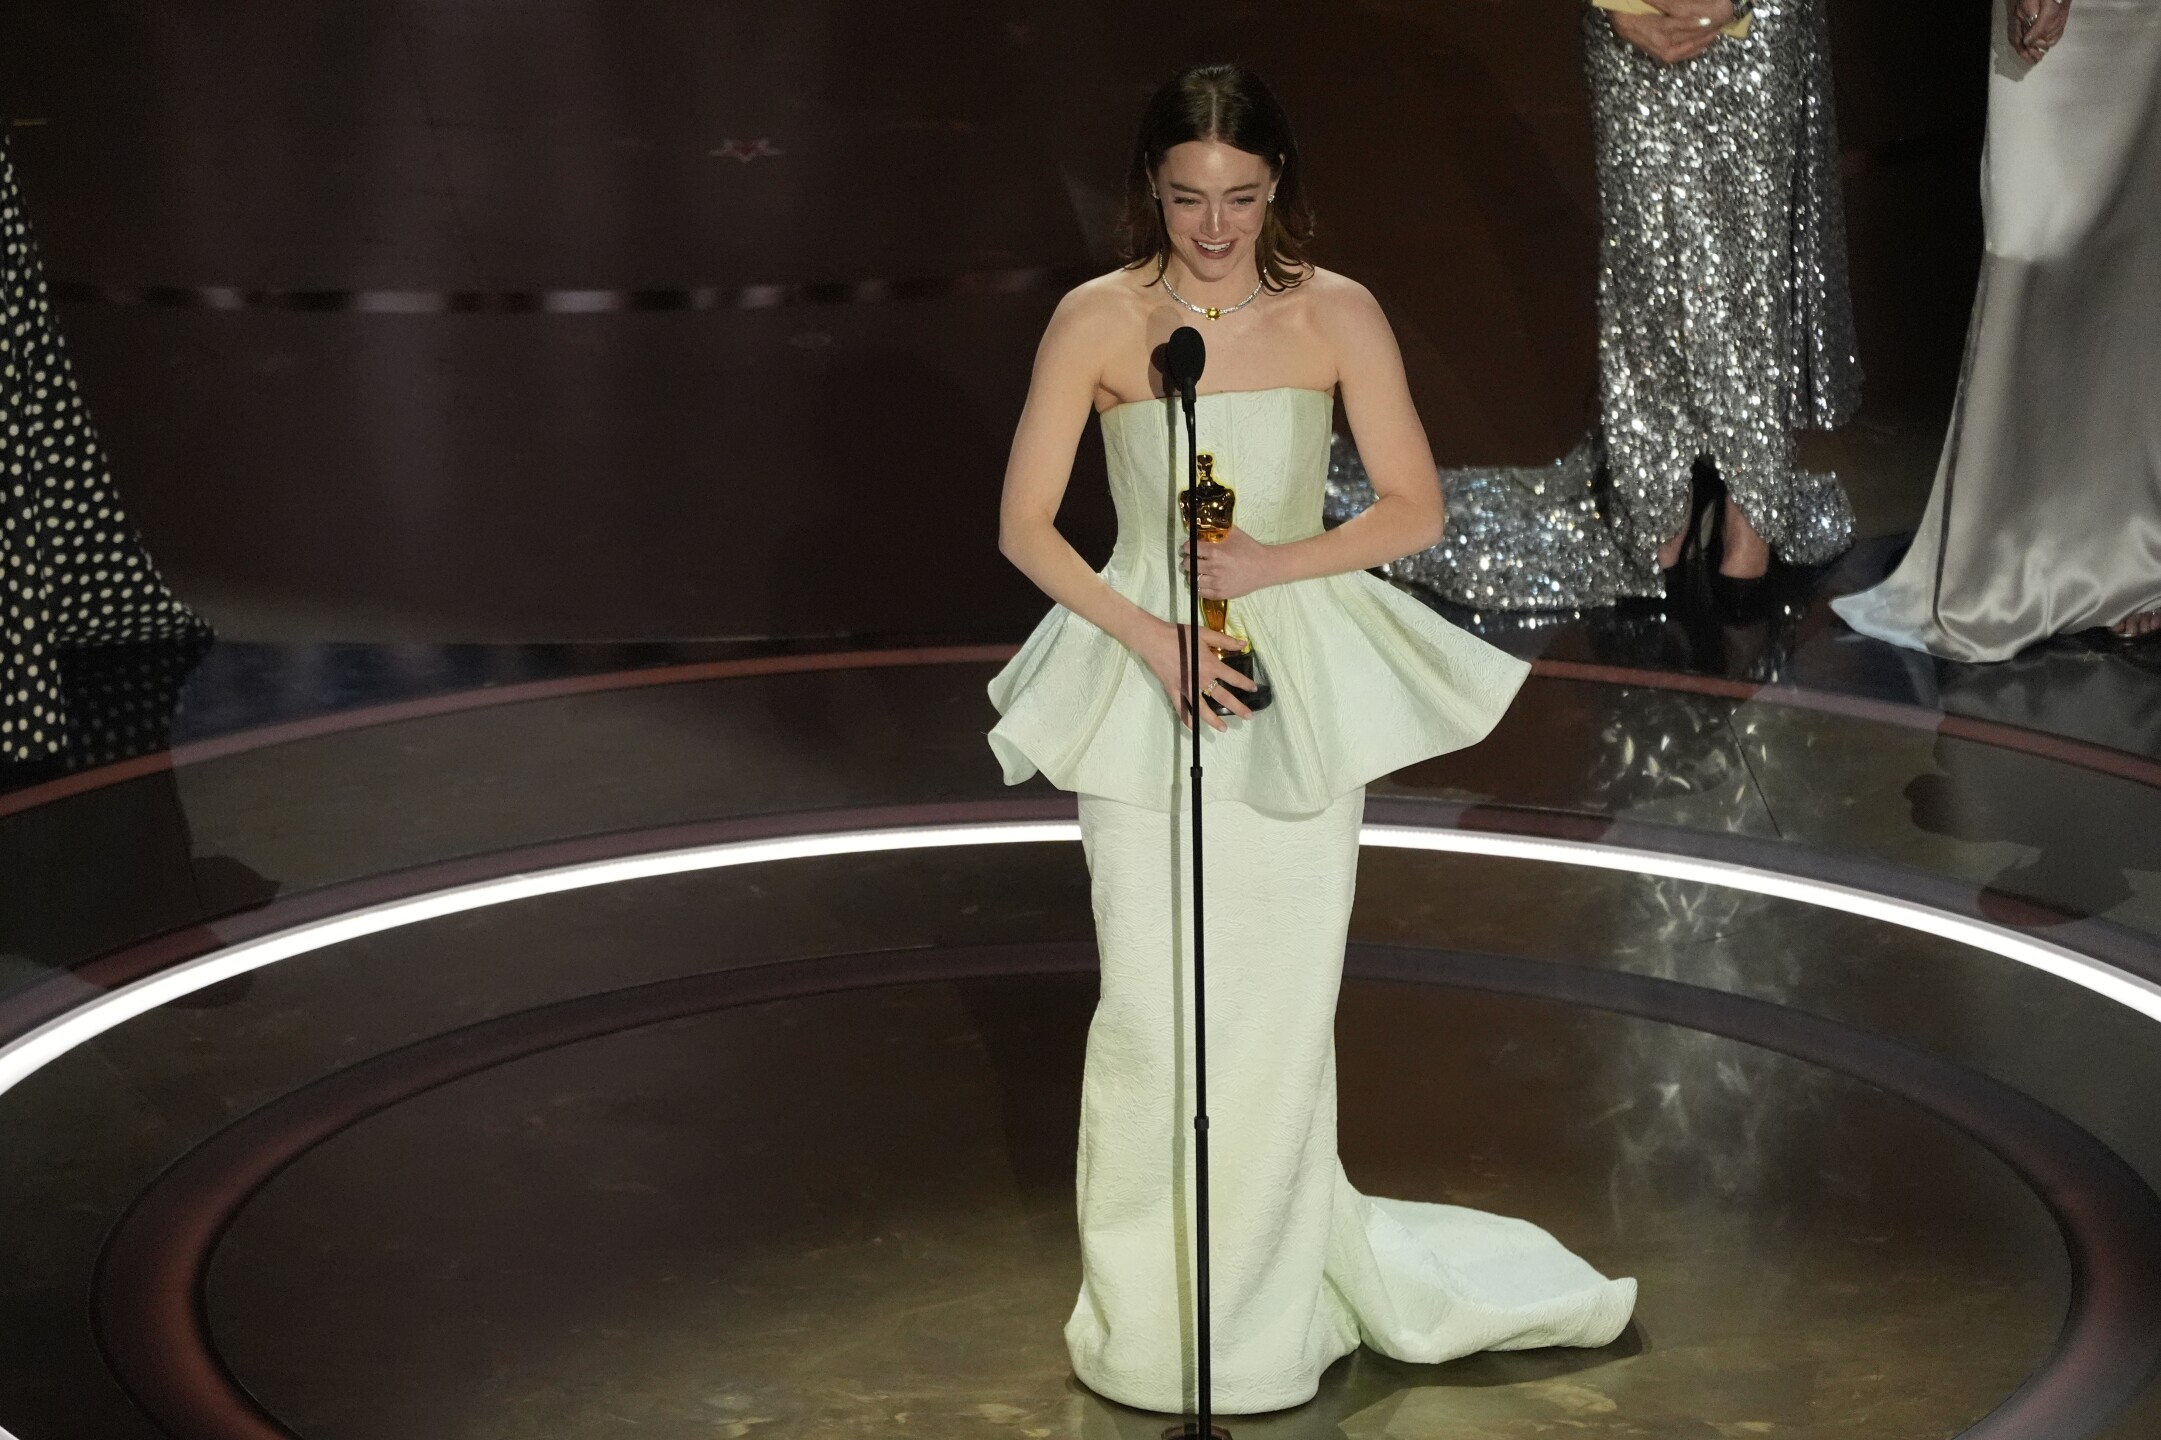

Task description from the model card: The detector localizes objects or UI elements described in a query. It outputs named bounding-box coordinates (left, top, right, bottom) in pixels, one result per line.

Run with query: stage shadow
left=1938, top=638, right=2161, bottom=762
left=0, top=638, right=279, bottom=1003
left=1904, top=732, right=2161, bottom=924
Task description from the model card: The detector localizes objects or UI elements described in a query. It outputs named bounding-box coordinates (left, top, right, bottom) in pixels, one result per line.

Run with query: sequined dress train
left=1, top=133, right=205, bottom=763
left=1329, top=0, right=1861, bottom=611
left=988, top=387, right=1636, bottom=1414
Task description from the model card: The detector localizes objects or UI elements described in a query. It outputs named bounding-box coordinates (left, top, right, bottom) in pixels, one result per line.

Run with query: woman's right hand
left=1137, top=621, right=1258, bottom=732
left=1610, top=7, right=1726, bottom=65
left=2010, top=0, right=2070, bottom=65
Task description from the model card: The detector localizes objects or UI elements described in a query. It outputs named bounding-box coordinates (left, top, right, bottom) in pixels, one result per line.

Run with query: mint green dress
left=989, top=388, right=1635, bottom=1415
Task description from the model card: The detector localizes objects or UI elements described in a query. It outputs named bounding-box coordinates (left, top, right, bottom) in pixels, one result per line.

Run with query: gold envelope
left=1592, top=0, right=1752, bottom=39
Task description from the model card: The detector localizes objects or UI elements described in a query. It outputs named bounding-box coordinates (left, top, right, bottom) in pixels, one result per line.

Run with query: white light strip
left=3, top=820, right=2156, bottom=1109
left=1358, top=828, right=2161, bottom=1025
left=0, top=823, right=1069, bottom=1099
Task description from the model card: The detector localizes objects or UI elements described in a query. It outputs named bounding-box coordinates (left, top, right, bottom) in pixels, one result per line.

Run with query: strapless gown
left=988, top=387, right=1636, bottom=1415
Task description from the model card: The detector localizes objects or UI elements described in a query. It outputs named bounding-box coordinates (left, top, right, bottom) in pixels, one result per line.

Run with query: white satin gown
left=1833, top=0, right=2161, bottom=659
left=988, top=387, right=1637, bottom=1415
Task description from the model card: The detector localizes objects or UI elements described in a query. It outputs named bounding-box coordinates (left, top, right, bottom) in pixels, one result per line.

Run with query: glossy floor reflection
left=2, top=839, right=2125, bottom=1440
left=0, top=851, right=2091, bottom=1435
left=1, top=649, right=2157, bottom=1440
left=5, top=650, right=2160, bottom=1008
left=203, top=980, right=2060, bottom=1440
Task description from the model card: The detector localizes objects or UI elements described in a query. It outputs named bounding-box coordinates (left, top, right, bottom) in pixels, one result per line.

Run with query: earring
left=1268, top=194, right=1276, bottom=204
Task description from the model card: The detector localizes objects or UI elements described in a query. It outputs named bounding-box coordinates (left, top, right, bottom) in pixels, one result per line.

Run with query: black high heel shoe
left=1708, top=569, right=1769, bottom=623
left=1704, top=494, right=1774, bottom=623
left=1660, top=464, right=1722, bottom=592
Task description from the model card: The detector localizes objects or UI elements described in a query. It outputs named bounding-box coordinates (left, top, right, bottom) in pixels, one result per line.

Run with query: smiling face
left=1153, top=138, right=1276, bottom=286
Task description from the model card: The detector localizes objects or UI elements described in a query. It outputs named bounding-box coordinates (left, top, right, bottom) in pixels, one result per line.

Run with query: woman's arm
left=1191, top=278, right=1442, bottom=601
left=997, top=290, right=1164, bottom=651
left=998, top=286, right=1258, bottom=727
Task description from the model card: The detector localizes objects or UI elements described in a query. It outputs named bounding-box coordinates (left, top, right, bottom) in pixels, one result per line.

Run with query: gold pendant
left=1204, top=307, right=1221, bottom=320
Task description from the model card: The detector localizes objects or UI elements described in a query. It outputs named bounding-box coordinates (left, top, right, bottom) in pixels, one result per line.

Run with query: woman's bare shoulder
left=1296, top=265, right=1382, bottom=317
left=1055, top=267, right=1157, bottom=319
left=1034, top=269, right=1156, bottom=394
left=1285, top=269, right=1400, bottom=397
left=1295, top=266, right=1392, bottom=359
left=1038, top=268, right=1150, bottom=349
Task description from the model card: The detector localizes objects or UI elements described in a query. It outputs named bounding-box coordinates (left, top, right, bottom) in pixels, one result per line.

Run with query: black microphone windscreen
left=1166, top=325, right=1206, bottom=391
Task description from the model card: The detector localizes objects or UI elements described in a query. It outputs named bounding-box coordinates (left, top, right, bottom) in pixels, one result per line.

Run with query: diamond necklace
left=1161, top=270, right=1264, bottom=321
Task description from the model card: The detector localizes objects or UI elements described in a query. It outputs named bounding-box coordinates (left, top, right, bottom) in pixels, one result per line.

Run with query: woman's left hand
left=1182, top=526, right=1280, bottom=602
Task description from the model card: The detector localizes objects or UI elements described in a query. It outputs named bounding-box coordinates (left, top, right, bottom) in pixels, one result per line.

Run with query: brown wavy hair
left=1118, top=63, right=1315, bottom=293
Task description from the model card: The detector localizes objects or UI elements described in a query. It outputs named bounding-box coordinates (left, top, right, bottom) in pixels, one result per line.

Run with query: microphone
left=1166, top=324, right=1206, bottom=404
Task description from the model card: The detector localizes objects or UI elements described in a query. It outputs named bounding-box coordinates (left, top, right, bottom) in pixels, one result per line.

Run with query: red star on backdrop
left=714, top=138, right=782, bottom=163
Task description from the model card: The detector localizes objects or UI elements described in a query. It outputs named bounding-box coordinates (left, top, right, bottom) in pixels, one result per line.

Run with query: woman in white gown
left=987, top=64, right=1635, bottom=1416
left=1832, top=0, right=2161, bottom=659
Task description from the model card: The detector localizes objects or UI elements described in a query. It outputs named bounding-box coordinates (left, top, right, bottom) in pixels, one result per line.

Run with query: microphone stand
left=1173, top=376, right=1225, bottom=1440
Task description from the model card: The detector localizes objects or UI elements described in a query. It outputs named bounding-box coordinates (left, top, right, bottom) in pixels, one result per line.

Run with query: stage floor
left=3, top=621, right=2160, bottom=1440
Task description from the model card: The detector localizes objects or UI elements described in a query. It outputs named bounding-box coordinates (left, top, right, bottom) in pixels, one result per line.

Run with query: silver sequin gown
left=1329, top=0, right=1862, bottom=611
left=2, top=133, right=206, bottom=764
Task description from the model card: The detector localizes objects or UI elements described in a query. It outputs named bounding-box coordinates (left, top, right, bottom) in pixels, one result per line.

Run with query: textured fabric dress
left=1832, top=0, right=2161, bottom=661
left=988, top=387, right=1637, bottom=1415
left=1326, top=0, right=1861, bottom=611
left=2, top=133, right=205, bottom=764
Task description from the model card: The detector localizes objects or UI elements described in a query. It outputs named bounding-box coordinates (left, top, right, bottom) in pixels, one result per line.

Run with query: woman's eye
left=1233, top=197, right=1256, bottom=207
left=1173, top=197, right=1198, bottom=207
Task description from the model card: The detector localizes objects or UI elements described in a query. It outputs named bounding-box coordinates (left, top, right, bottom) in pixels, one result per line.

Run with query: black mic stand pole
left=1173, top=373, right=1225, bottom=1440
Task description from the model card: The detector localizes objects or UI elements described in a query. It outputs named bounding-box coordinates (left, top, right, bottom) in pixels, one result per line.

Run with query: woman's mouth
left=1195, top=238, right=1234, bottom=260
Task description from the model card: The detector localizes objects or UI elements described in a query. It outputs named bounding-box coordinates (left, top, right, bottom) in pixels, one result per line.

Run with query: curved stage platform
left=3, top=636, right=2160, bottom=1440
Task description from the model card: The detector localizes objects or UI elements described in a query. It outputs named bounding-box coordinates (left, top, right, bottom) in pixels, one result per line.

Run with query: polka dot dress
left=3, top=133, right=207, bottom=765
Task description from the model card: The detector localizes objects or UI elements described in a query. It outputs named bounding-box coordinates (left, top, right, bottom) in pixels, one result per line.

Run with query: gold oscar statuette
left=1179, top=451, right=1274, bottom=716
